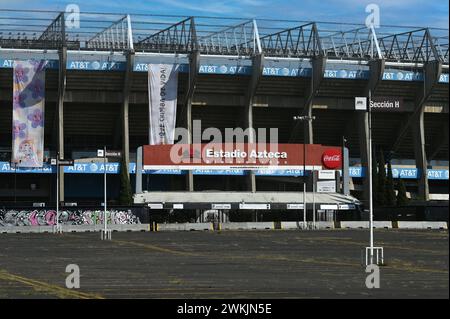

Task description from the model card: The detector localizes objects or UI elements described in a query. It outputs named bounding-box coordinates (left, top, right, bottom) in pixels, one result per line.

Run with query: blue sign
left=349, top=167, right=364, bottom=178
left=134, top=63, right=189, bottom=73
left=391, top=167, right=418, bottom=179
left=67, top=60, right=126, bottom=71
left=133, top=63, right=252, bottom=75
left=0, top=162, right=120, bottom=174
left=427, top=169, right=449, bottom=180
left=0, top=162, right=448, bottom=180
left=324, top=69, right=369, bottom=79
left=64, top=162, right=120, bottom=174
left=439, top=73, right=449, bottom=83
left=146, top=169, right=184, bottom=175
left=192, top=169, right=245, bottom=175
left=383, top=70, right=423, bottom=81
left=262, top=66, right=311, bottom=77
left=3, top=57, right=446, bottom=85
left=199, top=64, right=251, bottom=75
left=254, top=169, right=305, bottom=176
left=0, top=59, right=58, bottom=69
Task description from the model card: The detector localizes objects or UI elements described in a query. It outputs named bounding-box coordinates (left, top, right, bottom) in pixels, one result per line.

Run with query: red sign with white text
left=143, top=144, right=342, bottom=170
left=322, top=149, right=342, bottom=169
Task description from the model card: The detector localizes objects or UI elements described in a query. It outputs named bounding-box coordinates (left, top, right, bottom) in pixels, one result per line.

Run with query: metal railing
left=0, top=9, right=448, bottom=64
left=259, top=22, right=321, bottom=58
left=321, top=25, right=382, bottom=60
left=85, top=15, right=133, bottom=51
left=37, top=12, right=65, bottom=48
left=135, top=17, right=197, bottom=53
left=198, top=19, right=261, bottom=56
left=378, top=28, right=440, bottom=63
left=434, top=36, right=448, bottom=63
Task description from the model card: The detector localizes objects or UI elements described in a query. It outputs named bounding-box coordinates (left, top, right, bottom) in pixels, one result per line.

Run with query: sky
left=0, top=0, right=448, bottom=29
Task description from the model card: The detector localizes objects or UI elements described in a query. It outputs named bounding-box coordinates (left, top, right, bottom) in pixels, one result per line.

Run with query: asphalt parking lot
left=0, top=229, right=448, bottom=299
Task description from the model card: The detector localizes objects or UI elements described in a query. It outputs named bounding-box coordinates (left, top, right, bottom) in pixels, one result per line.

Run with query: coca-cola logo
left=322, top=149, right=342, bottom=169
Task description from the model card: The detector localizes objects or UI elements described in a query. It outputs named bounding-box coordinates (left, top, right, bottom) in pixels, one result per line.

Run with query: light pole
left=356, top=93, right=382, bottom=265
left=13, top=161, right=18, bottom=204
left=10, top=159, right=22, bottom=204
left=293, top=115, right=315, bottom=229
left=368, top=90, right=374, bottom=264
left=103, top=145, right=107, bottom=238
left=56, top=153, right=59, bottom=232
left=342, top=136, right=347, bottom=192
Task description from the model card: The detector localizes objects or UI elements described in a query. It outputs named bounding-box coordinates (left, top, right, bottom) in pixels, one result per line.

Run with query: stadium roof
left=0, top=9, right=448, bottom=64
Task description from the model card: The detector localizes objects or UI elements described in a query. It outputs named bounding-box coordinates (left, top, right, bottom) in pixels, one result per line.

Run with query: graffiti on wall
left=0, top=209, right=141, bottom=226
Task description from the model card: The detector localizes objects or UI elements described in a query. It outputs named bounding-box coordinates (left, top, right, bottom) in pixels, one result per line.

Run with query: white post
left=56, top=154, right=59, bottom=232
left=303, top=181, right=306, bottom=229
left=312, top=169, right=316, bottom=229
left=104, top=145, right=107, bottom=235
left=368, top=90, right=374, bottom=264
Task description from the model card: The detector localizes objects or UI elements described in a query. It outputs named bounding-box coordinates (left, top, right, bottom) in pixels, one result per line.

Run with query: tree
left=376, top=149, right=387, bottom=206
left=385, top=160, right=396, bottom=206
left=119, top=157, right=133, bottom=206
left=396, top=178, right=409, bottom=206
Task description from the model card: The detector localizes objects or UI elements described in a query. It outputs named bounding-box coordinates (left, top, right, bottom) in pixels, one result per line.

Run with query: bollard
left=100, top=229, right=112, bottom=240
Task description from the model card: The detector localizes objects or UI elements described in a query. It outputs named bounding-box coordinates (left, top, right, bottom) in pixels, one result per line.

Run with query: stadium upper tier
left=0, top=9, right=448, bottom=64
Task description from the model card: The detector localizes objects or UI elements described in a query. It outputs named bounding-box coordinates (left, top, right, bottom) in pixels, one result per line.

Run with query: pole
left=104, top=145, right=107, bottom=235
left=303, top=138, right=307, bottom=229
left=56, top=153, right=59, bottom=231
left=368, top=90, right=374, bottom=264
left=14, top=162, right=17, bottom=204
left=312, top=167, right=316, bottom=229
left=342, top=136, right=345, bottom=193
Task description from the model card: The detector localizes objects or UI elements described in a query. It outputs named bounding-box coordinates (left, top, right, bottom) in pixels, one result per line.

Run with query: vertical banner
left=12, top=60, right=47, bottom=167
left=148, top=64, right=178, bottom=145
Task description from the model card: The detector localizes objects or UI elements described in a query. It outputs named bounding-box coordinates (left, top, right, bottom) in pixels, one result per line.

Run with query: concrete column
left=358, top=58, right=385, bottom=206
left=244, top=53, right=264, bottom=193
left=413, top=61, right=441, bottom=200
left=57, top=46, right=67, bottom=202
left=122, top=51, right=134, bottom=180
left=429, top=122, right=448, bottom=160
left=289, top=55, right=325, bottom=143
left=184, top=50, right=200, bottom=191
left=391, top=60, right=441, bottom=200
left=306, top=55, right=326, bottom=143
left=411, top=110, right=429, bottom=200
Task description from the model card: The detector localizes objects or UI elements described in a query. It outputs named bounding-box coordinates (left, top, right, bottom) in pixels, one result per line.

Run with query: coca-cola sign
left=322, top=149, right=342, bottom=169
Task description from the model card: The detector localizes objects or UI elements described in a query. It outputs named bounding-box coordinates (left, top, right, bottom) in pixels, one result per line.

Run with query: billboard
left=143, top=143, right=342, bottom=170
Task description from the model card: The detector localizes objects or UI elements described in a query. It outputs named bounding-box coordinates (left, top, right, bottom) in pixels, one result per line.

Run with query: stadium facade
left=0, top=10, right=448, bottom=214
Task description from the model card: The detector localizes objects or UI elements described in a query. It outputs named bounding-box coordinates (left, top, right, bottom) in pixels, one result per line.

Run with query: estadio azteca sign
left=143, top=143, right=341, bottom=170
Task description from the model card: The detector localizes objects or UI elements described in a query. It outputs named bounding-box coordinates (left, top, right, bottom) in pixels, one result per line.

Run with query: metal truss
left=197, top=19, right=261, bottom=56
left=135, top=17, right=197, bottom=53
left=321, top=25, right=382, bottom=60
left=86, top=15, right=134, bottom=51
left=378, top=28, right=440, bottom=63
left=0, top=9, right=448, bottom=64
left=259, top=22, right=322, bottom=58
left=37, top=12, right=65, bottom=48
left=433, top=36, right=448, bottom=64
